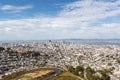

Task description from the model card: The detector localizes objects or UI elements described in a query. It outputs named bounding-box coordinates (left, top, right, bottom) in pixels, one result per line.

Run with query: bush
left=67, top=65, right=110, bottom=80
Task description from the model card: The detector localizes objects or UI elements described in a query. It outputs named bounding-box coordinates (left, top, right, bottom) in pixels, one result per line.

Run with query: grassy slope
left=14, top=70, right=54, bottom=80
left=53, top=71, right=84, bottom=80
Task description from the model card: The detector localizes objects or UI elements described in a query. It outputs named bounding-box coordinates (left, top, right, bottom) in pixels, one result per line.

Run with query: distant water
left=63, top=39, right=120, bottom=46
left=0, top=39, right=120, bottom=46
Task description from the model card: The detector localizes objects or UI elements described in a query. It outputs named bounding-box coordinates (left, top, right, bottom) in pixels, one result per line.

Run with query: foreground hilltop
left=0, top=41, right=120, bottom=80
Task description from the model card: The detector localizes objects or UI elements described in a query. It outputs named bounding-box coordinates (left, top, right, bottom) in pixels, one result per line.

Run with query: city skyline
left=0, top=0, right=120, bottom=40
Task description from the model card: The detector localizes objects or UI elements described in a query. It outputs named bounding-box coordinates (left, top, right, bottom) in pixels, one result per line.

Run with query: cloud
left=0, top=0, right=120, bottom=39
left=60, top=0, right=120, bottom=21
left=0, top=5, right=33, bottom=13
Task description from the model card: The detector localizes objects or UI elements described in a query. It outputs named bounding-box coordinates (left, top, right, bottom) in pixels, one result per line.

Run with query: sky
left=0, top=0, right=120, bottom=40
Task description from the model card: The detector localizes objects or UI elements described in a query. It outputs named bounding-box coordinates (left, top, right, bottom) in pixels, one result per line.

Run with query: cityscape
left=0, top=40, right=120, bottom=80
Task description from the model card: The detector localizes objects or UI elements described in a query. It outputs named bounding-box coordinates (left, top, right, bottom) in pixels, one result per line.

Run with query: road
left=36, top=68, right=63, bottom=80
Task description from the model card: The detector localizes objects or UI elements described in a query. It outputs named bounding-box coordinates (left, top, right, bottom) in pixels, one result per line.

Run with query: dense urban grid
left=0, top=41, right=120, bottom=80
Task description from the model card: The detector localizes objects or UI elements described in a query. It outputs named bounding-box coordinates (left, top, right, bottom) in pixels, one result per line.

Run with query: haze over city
left=0, top=0, right=120, bottom=40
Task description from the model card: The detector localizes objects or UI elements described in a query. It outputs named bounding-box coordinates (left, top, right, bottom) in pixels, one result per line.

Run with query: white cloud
left=0, top=5, right=33, bottom=13
left=0, top=0, right=120, bottom=39
left=59, top=0, right=120, bottom=21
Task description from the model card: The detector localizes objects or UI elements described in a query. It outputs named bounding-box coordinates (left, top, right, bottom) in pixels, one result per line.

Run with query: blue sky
left=0, top=0, right=120, bottom=40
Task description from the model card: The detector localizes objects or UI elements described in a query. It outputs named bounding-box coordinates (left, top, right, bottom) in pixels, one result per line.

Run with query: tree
left=75, top=66, right=84, bottom=72
left=67, top=66, right=75, bottom=73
